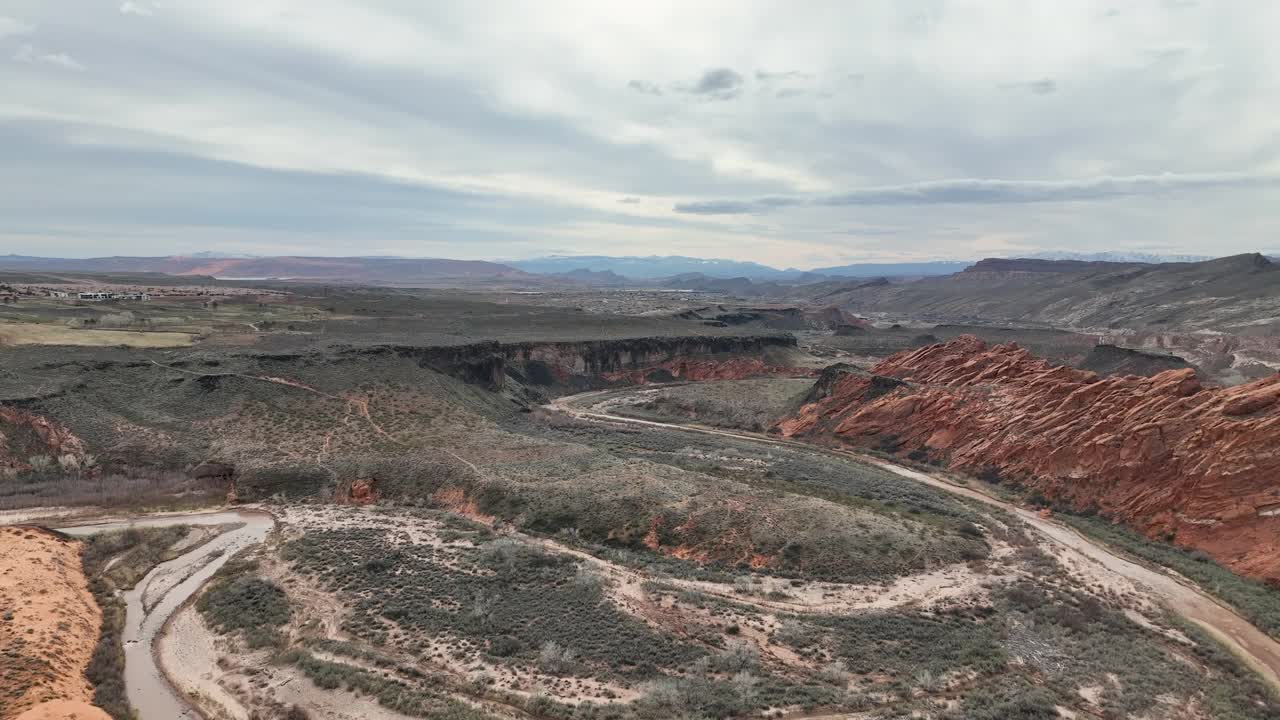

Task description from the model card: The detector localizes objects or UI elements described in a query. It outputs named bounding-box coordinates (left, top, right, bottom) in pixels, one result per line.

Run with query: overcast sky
left=2, top=1, right=1278, bottom=267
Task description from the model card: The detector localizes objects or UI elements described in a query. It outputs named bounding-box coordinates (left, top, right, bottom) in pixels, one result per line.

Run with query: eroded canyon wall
left=779, top=335, right=1280, bottom=581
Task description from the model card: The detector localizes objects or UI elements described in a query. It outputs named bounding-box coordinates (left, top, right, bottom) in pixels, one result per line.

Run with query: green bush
left=196, top=559, right=290, bottom=648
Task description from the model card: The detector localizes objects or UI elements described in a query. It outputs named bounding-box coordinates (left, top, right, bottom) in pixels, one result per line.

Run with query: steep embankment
left=0, top=407, right=86, bottom=473
left=779, top=336, right=1280, bottom=581
left=0, top=333, right=809, bottom=495
left=0, top=527, right=106, bottom=720
left=380, top=334, right=805, bottom=389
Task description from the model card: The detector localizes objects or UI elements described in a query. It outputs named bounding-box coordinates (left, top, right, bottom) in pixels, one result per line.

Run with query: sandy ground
left=537, top=532, right=1001, bottom=616
left=0, top=508, right=98, bottom=526
left=158, top=606, right=250, bottom=720
left=12, top=701, right=110, bottom=720
left=0, top=527, right=101, bottom=720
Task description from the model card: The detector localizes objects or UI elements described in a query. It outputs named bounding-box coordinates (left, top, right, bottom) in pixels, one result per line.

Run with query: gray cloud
left=617, top=196, right=641, bottom=204
left=674, top=173, right=1280, bottom=214
left=675, top=197, right=804, bottom=214
left=775, top=88, right=806, bottom=99
left=690, top=67, right=744, bottom=99
left=1001, top=78, right=1057, bottom=94
left=756, top=70, right=811, bottom=81
left=0, top=2, right=1277, bottom=264
left=626, top=79, right=662, bottom=96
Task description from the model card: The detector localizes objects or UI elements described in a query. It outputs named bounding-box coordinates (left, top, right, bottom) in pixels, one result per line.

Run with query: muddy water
left=60, top=511, right=273, bottom=720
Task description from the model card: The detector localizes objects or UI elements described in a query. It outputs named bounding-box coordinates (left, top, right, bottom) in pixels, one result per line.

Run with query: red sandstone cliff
left=778, top=336, right=1280, bottom=581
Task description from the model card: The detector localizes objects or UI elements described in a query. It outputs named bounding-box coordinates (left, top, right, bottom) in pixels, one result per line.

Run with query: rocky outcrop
left=779, top=336, right=1280, bottom=581
left=340, top=477, right=378, bottom=505
left=0, top=407, right=86, bottom=472
left=1078, top=344, right=1195, bottom=378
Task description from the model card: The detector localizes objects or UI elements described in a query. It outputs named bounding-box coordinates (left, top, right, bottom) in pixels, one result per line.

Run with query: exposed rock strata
left=779, top=335, right=1280, bottom=581
left=0, top=407, right=86, bottom=473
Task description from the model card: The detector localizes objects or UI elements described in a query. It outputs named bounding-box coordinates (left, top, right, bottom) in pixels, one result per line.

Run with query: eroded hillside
left=779, top=335, right=1280, bottom=581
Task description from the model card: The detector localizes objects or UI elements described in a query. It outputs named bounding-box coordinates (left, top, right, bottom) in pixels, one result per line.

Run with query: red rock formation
left=779, top=336, right=1280, bottom=581
left=0, top=406, right=86, bottom=472
left=345, top=478, right=378, bottom=505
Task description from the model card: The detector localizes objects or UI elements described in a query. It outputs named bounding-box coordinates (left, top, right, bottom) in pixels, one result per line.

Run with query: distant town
left=0, top=282, right=278, bottom=304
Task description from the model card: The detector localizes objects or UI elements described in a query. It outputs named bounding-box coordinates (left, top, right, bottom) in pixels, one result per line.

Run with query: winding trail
left=552, top=388, right=1280, bottom=693
left=59, top=511, right=274, bottom=720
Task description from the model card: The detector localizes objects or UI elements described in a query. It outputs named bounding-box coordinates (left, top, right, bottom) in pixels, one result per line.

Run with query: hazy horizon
left=3, top=2, right=1278, bottom=265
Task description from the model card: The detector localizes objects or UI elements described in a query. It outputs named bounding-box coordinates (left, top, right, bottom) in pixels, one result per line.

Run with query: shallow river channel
left=60, top=511, right=273, bottom=720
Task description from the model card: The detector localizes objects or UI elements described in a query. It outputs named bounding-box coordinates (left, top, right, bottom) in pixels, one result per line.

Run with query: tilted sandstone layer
left=778, top=336, right=1280, bottom=581
left=0, top=527, right=103, bottom=720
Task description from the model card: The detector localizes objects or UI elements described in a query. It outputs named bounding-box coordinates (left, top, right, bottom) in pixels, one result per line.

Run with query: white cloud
left=119, top=2, right=155, bottom=17
left=12, top=44, right=84, bottom=71
left=0, top=15, right=34, bottom=38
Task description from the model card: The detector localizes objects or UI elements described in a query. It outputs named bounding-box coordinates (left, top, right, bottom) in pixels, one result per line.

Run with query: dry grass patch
left=0, top=322, right=195, bottom=348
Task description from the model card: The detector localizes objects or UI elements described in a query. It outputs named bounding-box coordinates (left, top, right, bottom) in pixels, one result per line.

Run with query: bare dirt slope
left=0, top=527, right=102, bottom=720
left=13, top=700, right=110, bottom=720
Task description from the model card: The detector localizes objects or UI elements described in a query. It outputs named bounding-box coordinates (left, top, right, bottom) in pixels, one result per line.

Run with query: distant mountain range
left=506, top=255, right=797, bottom=280
left=1025, top=251, right=1214, bottom=263
left=0, top=255, right=534, bottom=285
left=1, top=252, right=1268, bottom=290
left=508, top=255, right=975, bottom=280
left=811, top=253, right=1280, bottom=331
left=512, top=254, right=1233, bottom=280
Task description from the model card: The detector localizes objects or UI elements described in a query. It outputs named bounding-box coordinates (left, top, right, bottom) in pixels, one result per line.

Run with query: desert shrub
left=799, top=609, right=1008, bottom=678
left=487, top=635, right=522, bottom=658
left=953, top=679, right=1058, bottom=720
left=538, top=640, right=578, bottom=674
left=283, top=528, right=704, bottom=679
left=234, top=464, right=332, bottom=500
left=290, top=652, right=491, bottom=719
left=197, top=558, right=290, bottom=648
left=708, top=640, right=758, bottom=672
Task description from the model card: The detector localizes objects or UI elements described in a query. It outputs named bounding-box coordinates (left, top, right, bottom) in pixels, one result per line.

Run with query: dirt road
left=58, top=511, right=274, bottom=720
left=552, top=389, right=1280, bottom=692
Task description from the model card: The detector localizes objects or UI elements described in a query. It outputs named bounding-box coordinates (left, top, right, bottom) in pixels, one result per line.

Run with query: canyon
left=6, top=279, right=1280, bottom=720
